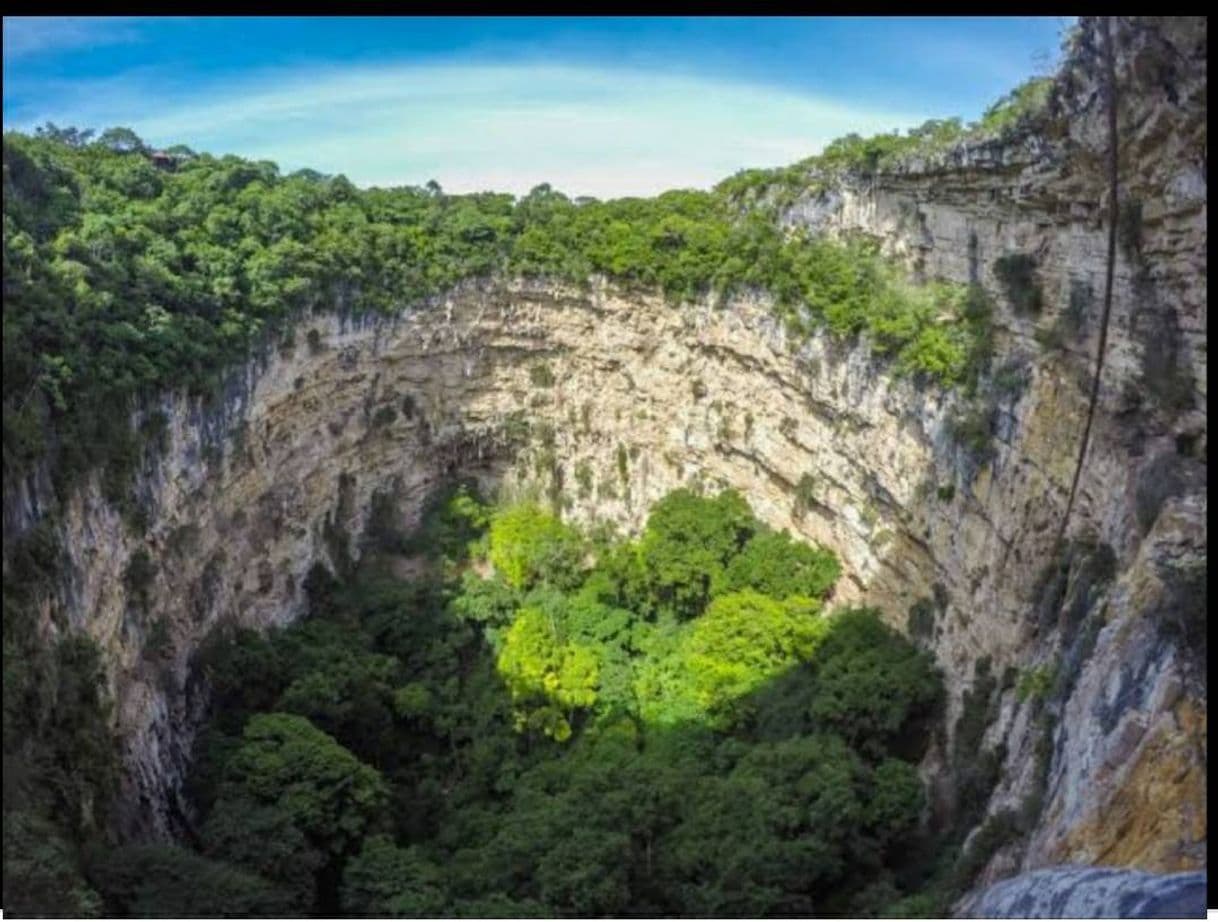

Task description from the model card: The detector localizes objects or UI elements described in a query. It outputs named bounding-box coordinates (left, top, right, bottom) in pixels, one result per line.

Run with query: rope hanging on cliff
left=1054, top=16, right=1120, bottom=553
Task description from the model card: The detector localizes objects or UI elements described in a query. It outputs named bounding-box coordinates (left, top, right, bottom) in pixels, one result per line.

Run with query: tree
left=683, top=591, right=827, bottom=726
left=722, top=528, right=841, bottom=600
left=488, top=503, right=584, bottom=591
left=808, top=607, right=943, bottom=758
left=95, top=126, right=147, bottom=155
left=656, top=734, right=865, bottom=916
left=2, top=811, right=103, bottom=918
left=275, top=650, right=401, bottom=765
left=637, top=488, right=756, bottom=618
left=87, top=844, right=295, bottom=918
left=340, top=835, right=447, bottom=916
left=497, top=607, right=599, bottom=739
left=34, top=123, right=94, bottom=148
left=863, top=758, right=925, bottom=847
left=209, top=713, right=389, bottom=860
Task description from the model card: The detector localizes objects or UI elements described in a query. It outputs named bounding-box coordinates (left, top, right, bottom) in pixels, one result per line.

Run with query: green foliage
left=1064, top=280, right=1092, bottom=335
left=122, top=547, right=156, bottom=607
left=806, top=607, right=943, bottom=757
left=2, top=810, right=104, bottom=918
left=3, top=629, right=119, bottom=844
left=87, top=844, right=295, bottom=918
left=400, top=480, right=492, bottom=564
left=615, top=442, right=629, bottom=485
left=143, top=615, right=172, bottom=660
left=907, top=597, right=937, bottom=641
left=950, top=809, right=1022, bottom=891
left=574, top=459, right=593, bottom=499
left=497, top=606, right=600, bottom=739
left=529, top=362, right=556, bottom=388
left=991, top=359, right=1031, bottom=400
left=211, top=713, right=389, bottom=860
left=341, top=836, right=446, bottom=917
left=793, top=472, right=818, bottom=518
left=975, top=77, right=1052, bottom=136
left=714, top=77, right=1047, bottom=218
left=1118, top=197, right=1143, bottom=258
left=488, top=502, right=584, bottom=591
left=1151, top=556, right=1206, bottom=676
left=952, top=656, right=1004, bottom=827
left=722, top=528, right=841, bottom=600
left=680, top=591, right=827, bottom=727
left=370, top=404, right=397, bottom=429
left=637, top=487, right=756, bottom=618
left=156, top=484, right=945, bottom=917
left=949, top=398, right=997, bottom=466
left=1132, top=296, right=1195, bottom=416
left=2, top=124, right=999, bottom=510
left=866, top=757, right=926, bottom=848
left=276, top=650, right=401, bottom=764
left=1016, top=662, right=1057, bottom=702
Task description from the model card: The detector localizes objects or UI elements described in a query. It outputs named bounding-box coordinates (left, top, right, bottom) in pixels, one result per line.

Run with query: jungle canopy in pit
left=56, top=485, right=946, bottom=918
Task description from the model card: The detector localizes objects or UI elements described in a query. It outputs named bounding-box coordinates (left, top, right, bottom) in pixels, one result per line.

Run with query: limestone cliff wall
left=1, top=13, right=1204, bottom=897
left=782, top=16, right=1207, bottom=883
left=8, top=280, right=963, bottom=839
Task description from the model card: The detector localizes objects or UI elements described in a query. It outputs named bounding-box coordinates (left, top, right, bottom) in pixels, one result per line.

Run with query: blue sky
left=2, top=16, right=1071, bottom=197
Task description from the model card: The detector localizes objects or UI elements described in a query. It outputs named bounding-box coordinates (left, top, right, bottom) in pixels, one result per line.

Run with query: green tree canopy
left=488, top=503, right=584, bottom=591
left=210, top=712, right=389, bottom=858
left=722, top=528, right=841, bottom=600
left=637, top=488, right=756, bottom=618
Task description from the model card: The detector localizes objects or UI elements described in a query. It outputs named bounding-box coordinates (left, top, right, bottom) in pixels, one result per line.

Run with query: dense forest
left=2, top=75, right=1056, bottom=918
left=7, top=480, right=1034, bottom=917
left=83, top=485, right=950, bottom=917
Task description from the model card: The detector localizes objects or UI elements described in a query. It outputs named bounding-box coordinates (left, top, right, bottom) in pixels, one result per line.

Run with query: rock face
left=8, top=280, right=969, bottom=839
left=962, top=866, right=1208, bottom=918
left=0, top=14, right=1205, bottom=900
left=781, top=15, right=1207, bottom=887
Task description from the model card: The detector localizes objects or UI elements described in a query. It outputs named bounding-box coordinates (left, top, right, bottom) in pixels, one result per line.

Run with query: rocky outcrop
left=1, top=13, right=1204, bottom=900
left=963, top=866, right=1207, bottom=918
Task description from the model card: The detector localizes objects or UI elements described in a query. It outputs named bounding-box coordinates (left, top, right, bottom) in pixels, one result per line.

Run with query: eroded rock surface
left=962, top=866, right=1207, bottom=918
left=1, top=13, right=1205, bottom=896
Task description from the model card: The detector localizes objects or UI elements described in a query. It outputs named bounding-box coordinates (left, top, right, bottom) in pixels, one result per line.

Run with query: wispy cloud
left=1, top=16, right=147, bottom=60
left=4, top=59, right=929, bottom=197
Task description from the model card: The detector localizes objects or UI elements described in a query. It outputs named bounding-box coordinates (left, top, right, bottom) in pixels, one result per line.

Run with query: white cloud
left=5, top=59, right=930, bottom=198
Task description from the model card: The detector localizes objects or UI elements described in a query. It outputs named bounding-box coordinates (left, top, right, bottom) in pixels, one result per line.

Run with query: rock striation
left=1, top=14, right=1205, bottom=901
